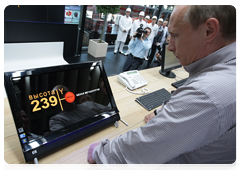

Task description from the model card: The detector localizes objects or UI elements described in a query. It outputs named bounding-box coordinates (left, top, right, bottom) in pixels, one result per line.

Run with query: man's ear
left=204, top=18, right=220, bottom=42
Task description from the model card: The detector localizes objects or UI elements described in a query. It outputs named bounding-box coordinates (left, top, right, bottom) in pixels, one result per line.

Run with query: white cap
left=126, top=8, right=131, bottom=12
left=152, top=16, right=157, bottom=20
left=139, top=11, right=145, bottom=16
left=158, top=18, right=163, bottom=22
left=145, top=15, right=150, bottom=19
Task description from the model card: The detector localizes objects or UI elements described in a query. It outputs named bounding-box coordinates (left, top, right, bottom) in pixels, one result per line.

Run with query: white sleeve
left=118, top=16, right=125, bottom=31
left=130, top=21, right=136, bottom=36
left=126, top=18, right=132, bottom=32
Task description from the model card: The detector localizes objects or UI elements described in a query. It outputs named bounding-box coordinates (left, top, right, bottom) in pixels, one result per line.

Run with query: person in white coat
left=114, top=8, right=132, bottom=54
left=124, top=11, right=146, bottom=56
left=145, top=15, right=150, bottom=24
left=144, top=16, right=158, bottom=60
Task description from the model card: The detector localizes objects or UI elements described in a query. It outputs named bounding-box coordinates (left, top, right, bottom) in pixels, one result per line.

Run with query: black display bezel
left=4, top=61, right=120, bottom=163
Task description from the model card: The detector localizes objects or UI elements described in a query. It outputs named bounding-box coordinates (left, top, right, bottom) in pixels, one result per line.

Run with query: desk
left=4, top=66, right=188, bottom=164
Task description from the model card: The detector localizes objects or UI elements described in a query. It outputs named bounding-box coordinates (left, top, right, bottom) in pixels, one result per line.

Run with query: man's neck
left=142, top=35, right=148, bottom=40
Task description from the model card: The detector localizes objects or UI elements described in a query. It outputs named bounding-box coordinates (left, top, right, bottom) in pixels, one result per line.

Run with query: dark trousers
left=123, top=54, right=144, bottom=72
left=148, top=43, right=157, bottom=63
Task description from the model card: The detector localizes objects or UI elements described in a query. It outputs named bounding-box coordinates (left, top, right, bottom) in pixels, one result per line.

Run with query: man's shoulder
left=153, top=24, right=159, bottom=29
left=133, top=19, right=139, bottom=23
left=146, top=23, right=151, bottom=26
left=50, top=111, right=69, bottom=121
left=127, top=17, right=132, bottom=23
left=142, top=21, right=147, bottom=25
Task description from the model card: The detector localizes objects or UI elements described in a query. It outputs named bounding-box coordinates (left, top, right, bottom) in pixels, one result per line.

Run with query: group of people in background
left=114, top=8, right=169, bottom=70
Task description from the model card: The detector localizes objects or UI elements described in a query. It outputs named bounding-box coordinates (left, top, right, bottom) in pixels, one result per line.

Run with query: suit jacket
left=153, top=29, right=164, bottom=45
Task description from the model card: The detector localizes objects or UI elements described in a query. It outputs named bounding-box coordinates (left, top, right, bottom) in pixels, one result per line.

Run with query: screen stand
left=159, top=70, right=176, bottom=78
left=114, top=121, right=118, bottom=128
left=33, top=157, right=39, bottom=164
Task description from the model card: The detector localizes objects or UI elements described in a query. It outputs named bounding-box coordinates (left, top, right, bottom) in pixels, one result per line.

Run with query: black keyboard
left=171, top=78, right=188, bottom=88
left=135, top=88, right=171, bottom=111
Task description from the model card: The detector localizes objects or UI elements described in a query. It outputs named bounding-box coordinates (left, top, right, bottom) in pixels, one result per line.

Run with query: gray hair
left=184, top=5, right=236, bottom=41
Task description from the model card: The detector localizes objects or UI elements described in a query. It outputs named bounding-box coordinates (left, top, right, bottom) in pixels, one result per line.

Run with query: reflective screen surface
left=9, top=63, right=114, bottom=151
left=164, top=44, right=180, bottom=70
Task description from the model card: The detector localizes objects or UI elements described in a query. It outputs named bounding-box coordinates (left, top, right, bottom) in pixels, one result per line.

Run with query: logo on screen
left=65, top=92, right=75, bottom=103
left=22, top=138, right=27, bottom=144
left=19, top=133, right=26, bottom=139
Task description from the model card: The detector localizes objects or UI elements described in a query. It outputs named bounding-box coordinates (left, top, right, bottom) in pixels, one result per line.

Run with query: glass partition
left=82, top=5, right=172, bottom=46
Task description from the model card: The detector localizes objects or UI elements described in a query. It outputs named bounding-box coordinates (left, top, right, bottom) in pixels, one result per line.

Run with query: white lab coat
left=116, top=15, right=132, bottom=42
left=130, top=19, right=147, bottom=37
left=147, top=23, right=158, bottom=43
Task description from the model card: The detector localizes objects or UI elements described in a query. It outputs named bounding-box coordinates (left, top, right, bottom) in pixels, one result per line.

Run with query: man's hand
left=123, top=29, right=127, bottom=32
left=87, top=143, right=99, bottom=164
left=133, top=32, right=138, bottom=37
left=144, top=112, right=155, bottom=123
left=156, top=52, right=161, bottom=62
left=166, top=35, right=170, bottom=43
left=139, top=35, right=143, bottom=42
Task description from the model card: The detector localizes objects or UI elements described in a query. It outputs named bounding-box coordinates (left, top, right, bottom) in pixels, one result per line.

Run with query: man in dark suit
left=147, top=20, right=164, bottom=65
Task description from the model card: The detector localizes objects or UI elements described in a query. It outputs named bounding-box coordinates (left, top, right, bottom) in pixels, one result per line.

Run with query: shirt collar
left=139, top=38, right=149, bottom=41
left=184, top=42, right=236, bottom=75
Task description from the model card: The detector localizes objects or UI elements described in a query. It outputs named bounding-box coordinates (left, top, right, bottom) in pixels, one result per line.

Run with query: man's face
left=163, top=22, right=167, bottom=27
left=143, top=28, right=151, bottom=37
left=152, top=19, right=157, bottom=24
left=145, top=18, right=149, bottom=23
left=139, top=15, right=144, bottom=20
left=126, top=11, right=130, bottom=17
left=158, top=21, right=163, bottom=26
left=167, top=6, right=206, bottom=66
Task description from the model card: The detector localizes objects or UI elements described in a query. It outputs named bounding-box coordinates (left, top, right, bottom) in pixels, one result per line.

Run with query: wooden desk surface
left=4, top=67, right=188, bottom=164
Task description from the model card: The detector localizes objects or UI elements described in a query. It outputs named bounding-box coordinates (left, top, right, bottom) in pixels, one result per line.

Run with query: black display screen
left=7, top=62, right=116, bottom=152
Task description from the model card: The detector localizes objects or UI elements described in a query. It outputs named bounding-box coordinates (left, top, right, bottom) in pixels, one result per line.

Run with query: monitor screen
left=5, top=61, right=119, bottom=162
left=160, top=43, right=182, bottom=78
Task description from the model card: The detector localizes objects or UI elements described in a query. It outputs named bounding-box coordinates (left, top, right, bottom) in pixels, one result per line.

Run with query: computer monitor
left=4, top=61, right=120, bottom=163
left=159, top=43, right=182, bottom=78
